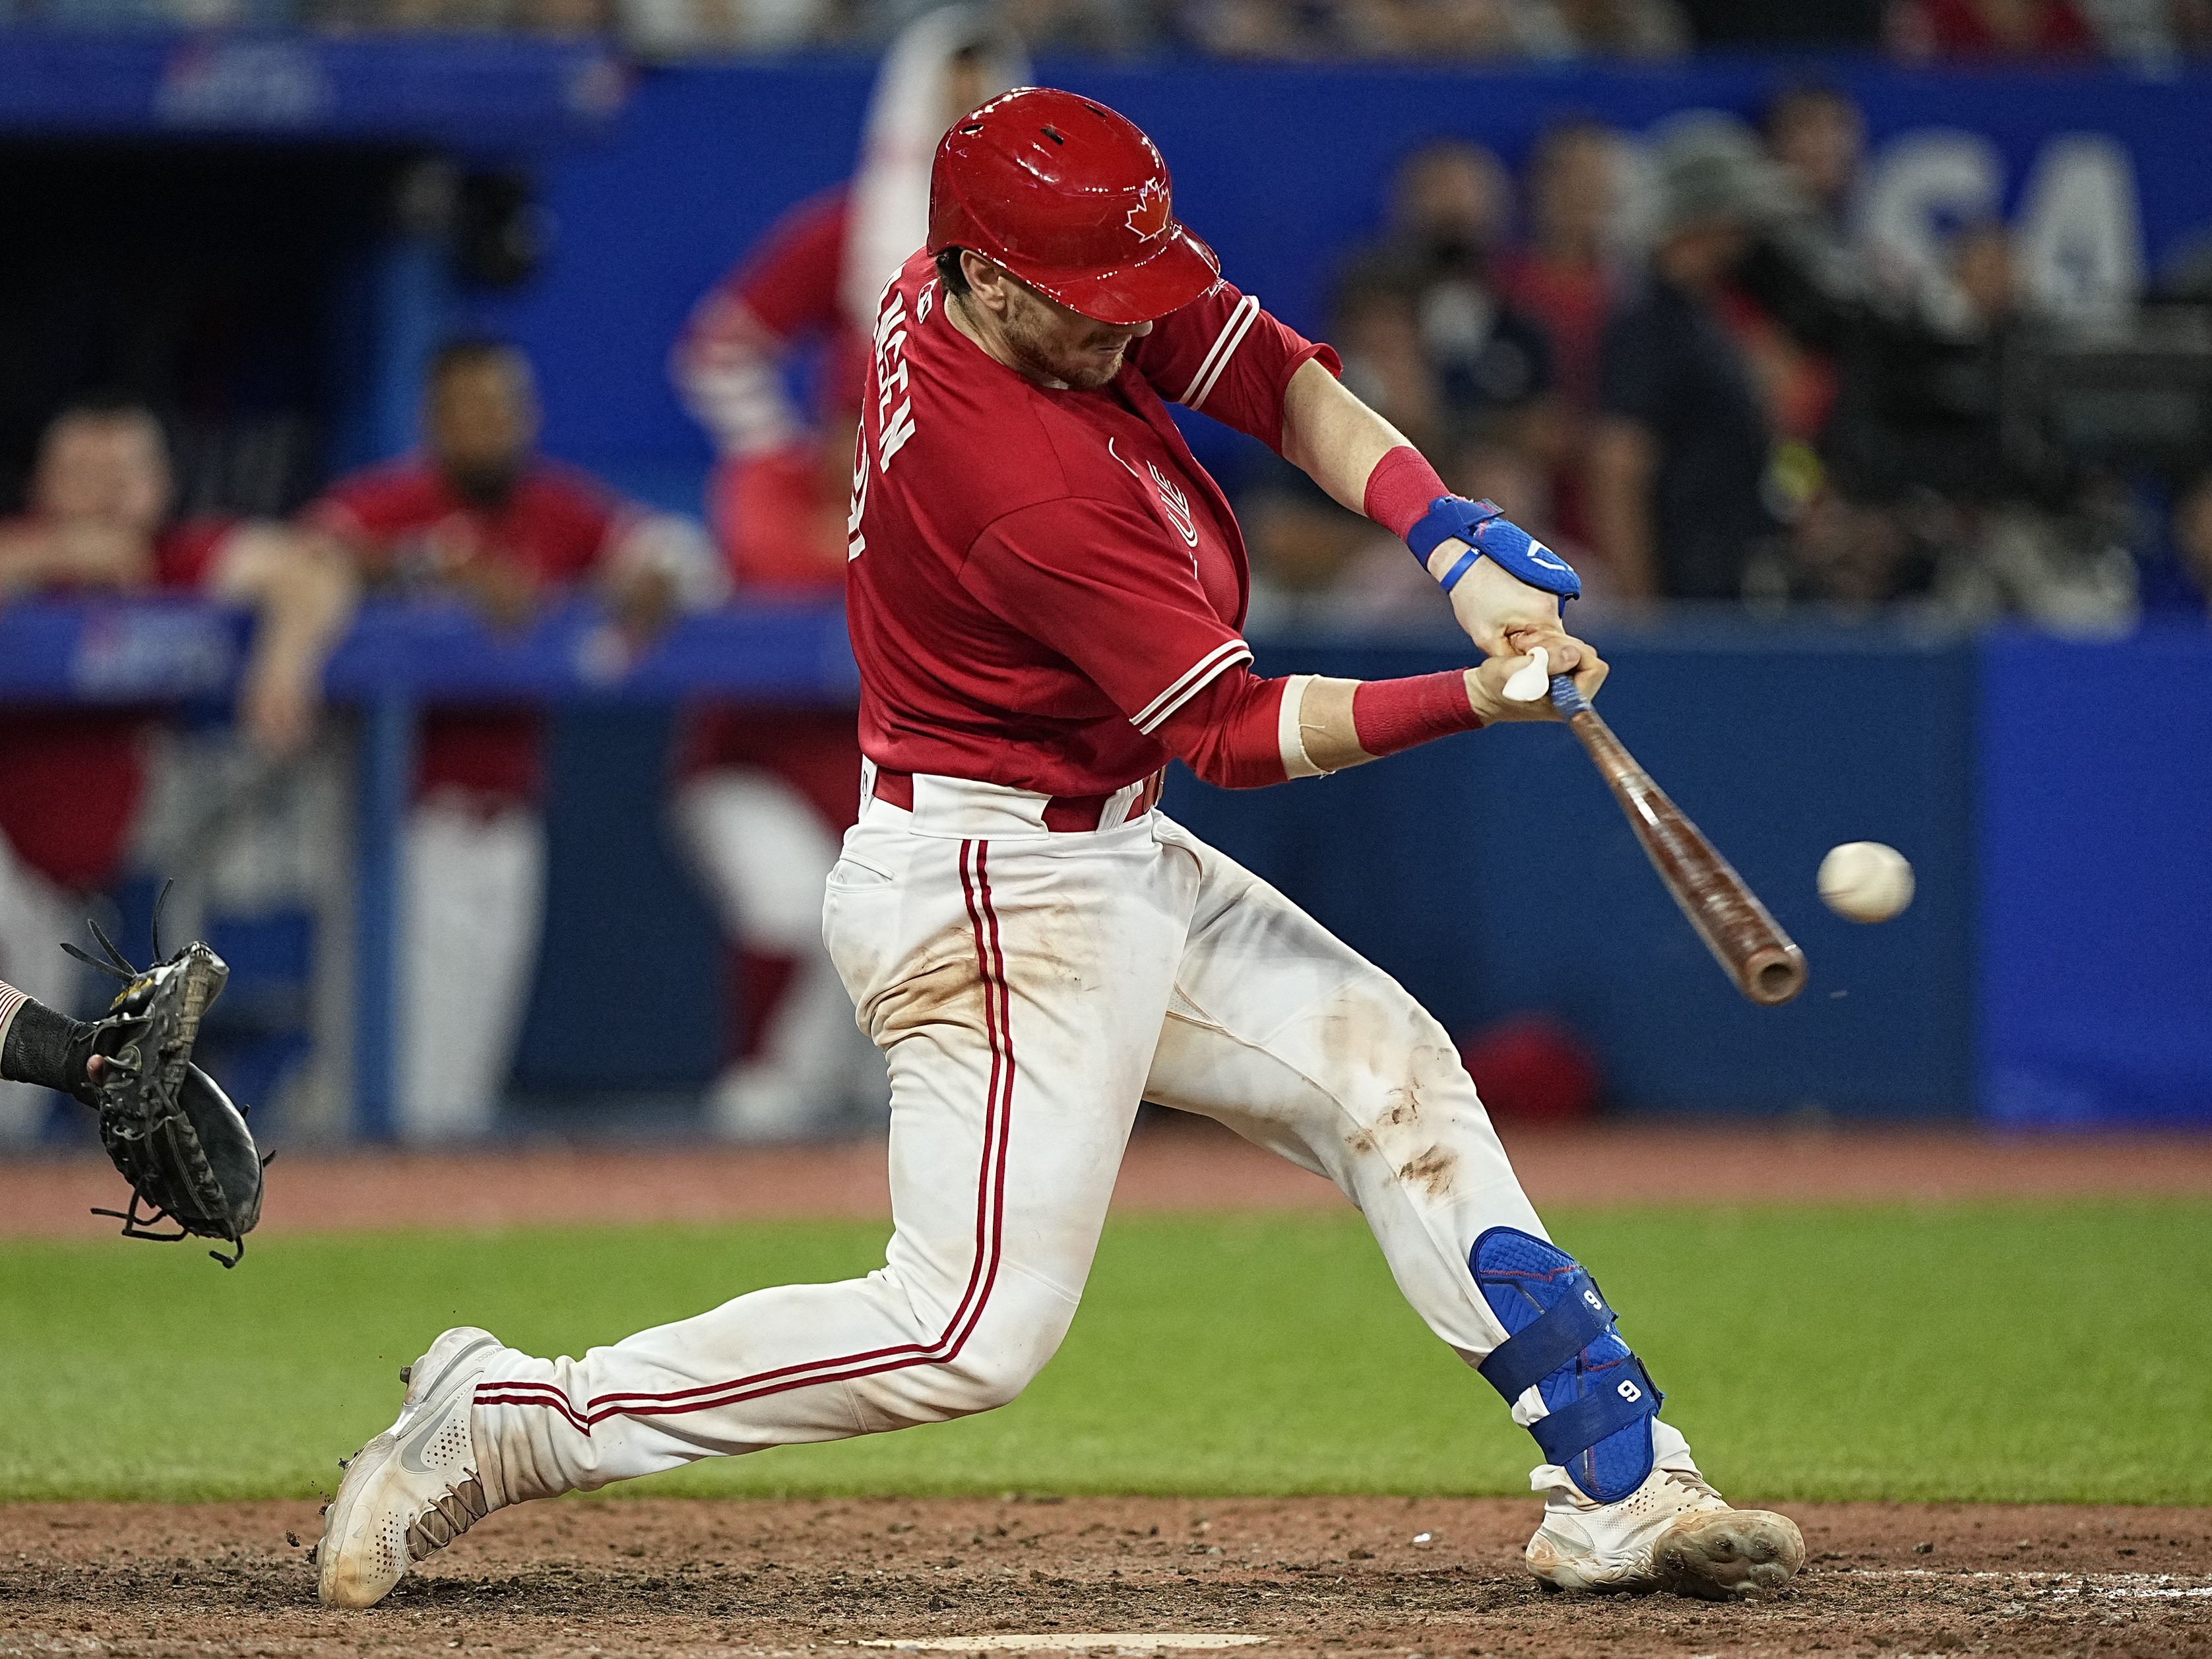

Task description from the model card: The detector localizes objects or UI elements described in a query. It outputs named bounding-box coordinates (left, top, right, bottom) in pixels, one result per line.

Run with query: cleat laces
left=405, top=1478, right=491, bottom=1561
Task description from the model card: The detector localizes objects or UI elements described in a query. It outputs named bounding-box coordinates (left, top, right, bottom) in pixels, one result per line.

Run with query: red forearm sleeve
left=1362, top=443, right=1450, bottom=540
left=1153, top=664, right=1484, bottom=790
left=1351, top=670, right=1482, bottom=757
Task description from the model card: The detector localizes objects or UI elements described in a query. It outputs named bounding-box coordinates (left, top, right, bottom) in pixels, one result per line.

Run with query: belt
left=871, top=768, right=1162, bottom=833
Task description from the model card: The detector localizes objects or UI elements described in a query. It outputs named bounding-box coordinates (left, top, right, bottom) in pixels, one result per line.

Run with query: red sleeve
left=1130, top=278, right=1343, bottom=454
left=961, top=497, right=1253, bottom=736
left=1154, top=664, right=1484, bottom=792
left=153, top=518, right=238, bottom=588
left=730, top=187, right=852, bottom=344
left=1154, top=666, right=1289, bottom=790
left=304, top=466, right=426, bottom=545
left=530, top=466, right=633, bottom=579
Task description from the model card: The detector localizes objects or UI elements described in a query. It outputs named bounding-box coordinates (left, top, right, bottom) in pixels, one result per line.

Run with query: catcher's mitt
left=64, top=915, right=267, bottom=1268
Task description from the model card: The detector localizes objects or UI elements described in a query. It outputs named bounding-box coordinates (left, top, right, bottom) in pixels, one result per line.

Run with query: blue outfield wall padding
left=1164, top=618, right=1978, bottom=1117
left=514, top=704, right=726, bottom=1092
left=1976, top=625, right=2212, bottom=1127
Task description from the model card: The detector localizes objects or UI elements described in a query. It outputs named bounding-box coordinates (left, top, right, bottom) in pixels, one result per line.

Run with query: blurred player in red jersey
left=0, top=398, right=356, bottom=1143
left=306, top=340, right=720, bottom=1141
left=668, top=4, right=1024, bottom=1139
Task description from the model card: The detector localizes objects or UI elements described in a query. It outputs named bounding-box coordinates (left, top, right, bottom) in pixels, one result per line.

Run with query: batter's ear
left=959, top=251, right=1015, bottom=315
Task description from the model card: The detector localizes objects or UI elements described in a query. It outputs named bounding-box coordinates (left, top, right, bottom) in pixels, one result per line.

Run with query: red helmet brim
left=996, top=221, right=1222, bottom=328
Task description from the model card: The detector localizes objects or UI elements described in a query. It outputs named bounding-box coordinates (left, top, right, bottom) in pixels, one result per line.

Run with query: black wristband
left=0, top=997, right=94, bottom=1098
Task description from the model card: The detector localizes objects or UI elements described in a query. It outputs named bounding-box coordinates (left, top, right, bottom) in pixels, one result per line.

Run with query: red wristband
left=1362, top=444, right=1450, bottom=542
left=1352, top=670, right=1483, bottom=758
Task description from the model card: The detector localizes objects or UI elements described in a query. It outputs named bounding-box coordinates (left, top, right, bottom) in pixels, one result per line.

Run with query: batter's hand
left=1465, top=637, right=1608, bottom=725
left=1440, top=548, right=1587, bottom=674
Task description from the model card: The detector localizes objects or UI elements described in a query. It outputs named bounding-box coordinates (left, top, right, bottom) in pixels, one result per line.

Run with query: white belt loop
left=1096, top=778, right=1145, bottom=830
left=910, top=774, right=1054, bottom=837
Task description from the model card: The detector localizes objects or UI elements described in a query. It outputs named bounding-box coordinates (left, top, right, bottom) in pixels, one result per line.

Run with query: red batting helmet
left=928, top=87, right=1220, bottom=327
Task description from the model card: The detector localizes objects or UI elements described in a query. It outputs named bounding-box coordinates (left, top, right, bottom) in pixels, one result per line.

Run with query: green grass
left=2, top=1202, right=2205, bottom=1506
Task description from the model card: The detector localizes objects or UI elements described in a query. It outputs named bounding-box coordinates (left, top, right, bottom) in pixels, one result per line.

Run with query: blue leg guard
left=1471, top=1227, right=1660, bottom=1504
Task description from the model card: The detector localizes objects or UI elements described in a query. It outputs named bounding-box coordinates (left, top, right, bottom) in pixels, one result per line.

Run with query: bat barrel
left=1550, top=674, right=1810, bottom=1009
left=1742, top=941, right=1810, bottom=1007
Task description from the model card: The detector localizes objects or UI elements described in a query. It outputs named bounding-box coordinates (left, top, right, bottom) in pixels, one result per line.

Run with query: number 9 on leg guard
left=1472, top=1226, right=1659, bottom=1502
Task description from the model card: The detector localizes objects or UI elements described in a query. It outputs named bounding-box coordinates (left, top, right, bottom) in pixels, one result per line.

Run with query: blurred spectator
left=1333, top=141, right=1551, bottom=455
left=1587, top=117, right=1787, bottom=600
left=1239, top=462, right=1437, bottom=632
left=2138, top=468, right=2212, bottom=617
left=306, top=340, right=718, bottom=1141
left=670, top=5, right=1020, bottom=1141
left=621, top=0, right=824, bottom=57
left=1498, top=119, right=1627, bottom=551
left=0, top=398, right=355, bottom=1144
left=1516, top=0, right=1689, bottom=55
left=1761, top=81, right=1864, bottom=232
left=1333, top=274, right=1454, bottom=461
left=1676, top=0, right=1881, bottom=44
left=1499, top=121, right=1624, bottom=418
left=1888, top=0, right=2100, bottom=59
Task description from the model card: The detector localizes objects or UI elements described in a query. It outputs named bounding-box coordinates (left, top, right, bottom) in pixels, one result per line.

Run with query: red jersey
left=0, top=517, right=236, bottom=892
left=679, top=186, right=872, bottom=447
left=306, top=456, right=632, bottom=804
left=845, top=254, right=1335, bottom=798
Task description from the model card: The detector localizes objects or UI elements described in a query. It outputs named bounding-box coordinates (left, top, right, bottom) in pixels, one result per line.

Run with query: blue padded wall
left=1977, top=626, right=2212, bottom=1125
left=1164, top=621, right=1978, bottom=1117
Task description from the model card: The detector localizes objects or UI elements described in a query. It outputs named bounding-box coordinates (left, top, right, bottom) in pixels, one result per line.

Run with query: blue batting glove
left=1405, top=496, right=1581, bottom=607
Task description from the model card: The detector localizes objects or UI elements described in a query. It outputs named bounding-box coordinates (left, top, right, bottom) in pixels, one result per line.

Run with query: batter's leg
left=1140, top=815, right=1802, bottom=1599
left=319, top=813, right=1196, bottom=1608
left=0, top=831, right=82, bottom=1145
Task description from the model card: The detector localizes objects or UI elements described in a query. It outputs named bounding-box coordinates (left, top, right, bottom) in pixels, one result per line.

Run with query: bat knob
left=1547, top=672, right=1592, bottom=718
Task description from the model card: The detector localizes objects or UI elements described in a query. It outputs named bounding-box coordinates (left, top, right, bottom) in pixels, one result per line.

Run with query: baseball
left=1817, top=841, right=1914, bottom=923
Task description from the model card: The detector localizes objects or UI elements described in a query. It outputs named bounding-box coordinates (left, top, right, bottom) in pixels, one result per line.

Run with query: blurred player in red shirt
left=307, top=340, right=718, bottom=1141
left=0, top=398, right=356, bottom=1143
left=668, top=4, right=1023, bottom=1140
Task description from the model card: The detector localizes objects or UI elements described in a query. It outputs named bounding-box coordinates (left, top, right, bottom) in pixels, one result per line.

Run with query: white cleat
left=1526, top=1462, right=1805, bottom=1600
left=318, top=1327, right=504, bottom=1609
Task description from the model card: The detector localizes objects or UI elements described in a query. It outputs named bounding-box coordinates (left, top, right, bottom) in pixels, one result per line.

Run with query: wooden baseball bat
left=1548, top=673, right=1808, bottom=1007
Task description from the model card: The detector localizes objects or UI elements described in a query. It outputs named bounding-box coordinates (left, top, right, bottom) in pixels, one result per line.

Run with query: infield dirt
left=4, top=1494, right=2207, bottom=1659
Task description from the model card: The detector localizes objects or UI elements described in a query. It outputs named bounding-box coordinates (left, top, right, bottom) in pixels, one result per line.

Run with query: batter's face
left=954, top=255, right=1153, bottom=391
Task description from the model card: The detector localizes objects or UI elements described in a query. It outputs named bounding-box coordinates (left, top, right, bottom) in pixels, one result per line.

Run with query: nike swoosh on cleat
left=395, top=1406, right=465, bottom=1476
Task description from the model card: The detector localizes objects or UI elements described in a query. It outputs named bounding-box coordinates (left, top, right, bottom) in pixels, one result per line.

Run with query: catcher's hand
left=65, top=919, right=267, bottom=1268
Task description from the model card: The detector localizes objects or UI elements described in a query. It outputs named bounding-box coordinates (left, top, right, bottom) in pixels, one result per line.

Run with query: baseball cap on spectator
left=1645, top=112, right=1800, bottom=241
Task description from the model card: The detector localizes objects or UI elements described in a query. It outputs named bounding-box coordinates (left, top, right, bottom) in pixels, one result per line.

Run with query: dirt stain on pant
left=1397, top=1144, right=1459, bottom=1201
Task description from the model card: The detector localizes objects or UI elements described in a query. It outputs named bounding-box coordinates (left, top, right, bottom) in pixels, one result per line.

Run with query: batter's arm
left=1156, top=650, right=1607, bottom=793
left=1277, top=360, right=1589, bottom=675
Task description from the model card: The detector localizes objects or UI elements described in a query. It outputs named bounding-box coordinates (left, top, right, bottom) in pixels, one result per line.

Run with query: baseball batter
left=319, top=90, right=1805, bottom=1607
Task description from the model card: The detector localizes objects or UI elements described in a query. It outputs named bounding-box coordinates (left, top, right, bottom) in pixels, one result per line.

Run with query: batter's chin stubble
left=1003, top=297, right=1125, bottom=389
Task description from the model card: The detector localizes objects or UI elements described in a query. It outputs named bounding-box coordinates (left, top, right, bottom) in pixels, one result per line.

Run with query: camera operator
left=1811, top=224, right=2137, bottom=625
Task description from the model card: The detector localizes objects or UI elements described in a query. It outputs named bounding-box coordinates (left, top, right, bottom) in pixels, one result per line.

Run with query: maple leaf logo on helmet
left=1125, top=177, right=1170, bottom=241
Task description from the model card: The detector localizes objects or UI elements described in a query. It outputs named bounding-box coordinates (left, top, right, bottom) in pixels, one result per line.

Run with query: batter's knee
left=937, top=1340, right=1056, bottom=1414
left=850, top=1311, right=1070, bottom=1427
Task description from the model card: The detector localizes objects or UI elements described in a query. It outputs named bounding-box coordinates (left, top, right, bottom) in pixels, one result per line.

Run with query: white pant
left=0, top=831, right=80, bottom=1145
left=398, top=800, right=545, bottom=1141
left=675, top=768, right=885, bottom=1137
left=470, top=782, right=1549, bottom=1504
